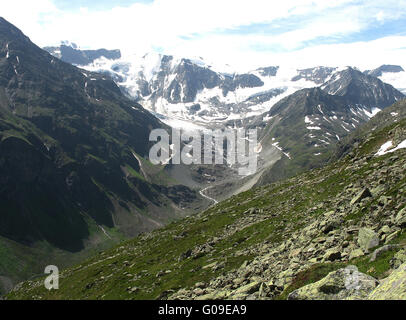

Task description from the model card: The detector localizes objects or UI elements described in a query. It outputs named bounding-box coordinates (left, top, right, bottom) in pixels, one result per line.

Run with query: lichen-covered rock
left=358, top=228, right=380, bottom=252
left=288, top=266, right=378, bottom=300
left=350, top=188, right=372, bottom=206
left=323, top=248, right=341, bottom=261
left=390, top=250, right=406, bottom=269
left=395, top=208, right=406, bottom=228
left=349, top=249, right=364, bottom=260
left=370, top=245, right=399, bottom=262
left=368, top=262, right=406, bottom=300
left=233, top=281, right=260, bottom=295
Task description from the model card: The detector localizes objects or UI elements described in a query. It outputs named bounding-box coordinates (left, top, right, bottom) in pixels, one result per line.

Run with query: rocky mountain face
left=147, top=57, right=266, bottom=104
left=321, top=67, right=404, bottom=107
left=60, top=52, right=350, bottom=125
left=43, top=42, right=121, bottom=66
left=41, top=42, right=406, bottom=199
left=8, top=99, right=406, bottom=300
left=364, top=64, right=404, bottom=77
left=71, top=48, right=404, bottom=201
left=291, top=66, right=337, bottom=84
left=0, top=17, right=208, bottom=291
left=245, top=68, right=405, bottom=185
left=56, top=52, right=405, bottom=191
left=46, top=47, right=406, bottom=155
left=370, top=65, right=406, bottom=95
left=256, top=66, right=279, bottom=77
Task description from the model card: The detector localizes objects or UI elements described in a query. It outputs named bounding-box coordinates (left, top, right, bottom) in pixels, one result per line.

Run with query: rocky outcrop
left=288, top=266, right=379, bottom=300
left=368, top=262, right=406, bottom=300
left=350, top=188, right=372, bottom=206
left=395, top=208, right=406, bottom=228
left=292, top=67, right=337, bottom=84
left=357, top=228, right=380, bottom=252
left=365, top=65, right=404, bottom=78
left=321, top=67, right=404, bottom=108
left=44, top=44, right=121, bottom=66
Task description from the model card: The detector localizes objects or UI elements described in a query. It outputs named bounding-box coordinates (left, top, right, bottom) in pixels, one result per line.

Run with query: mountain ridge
left=0, top=17, right=208, bottom=292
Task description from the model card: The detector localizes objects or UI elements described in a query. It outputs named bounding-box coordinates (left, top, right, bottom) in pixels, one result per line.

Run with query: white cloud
left=0, top=0, right=405, bottom=71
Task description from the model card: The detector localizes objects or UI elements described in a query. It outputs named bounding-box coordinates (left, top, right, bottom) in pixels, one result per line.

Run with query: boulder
left=368, top=262, right=406, bottom=300
left=358, top=228, right=379, bottom=252
left=385, top=230, right=400, bottom=244
left=233, top=281, right=261, bottom=295
left=288, top=266, right=378, bottom=300
left=349, top=249, right=364, bottom=260
left=379, top=225, right=391, bottom=235
left=350, top=188, right=372, bottom=206
left=370, top=245, right=399, bottom=262
left=390, top=250, right=406, bottom=269
left=395, top=208, right=406, bottom=228
left=323, top=248, right=342, bottom=261
left=322, top=219, right=341, bottom=234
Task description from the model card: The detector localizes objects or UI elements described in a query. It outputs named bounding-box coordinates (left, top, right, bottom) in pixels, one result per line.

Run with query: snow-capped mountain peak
left=44, top=45, right=406, bottom=129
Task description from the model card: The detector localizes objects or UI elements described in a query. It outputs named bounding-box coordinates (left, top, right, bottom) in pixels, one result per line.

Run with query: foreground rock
left=288, top=266, right=379, bottom=300
left=357, top=228, right=380, bottom=252
left=368, top=262, right=406, bottom=300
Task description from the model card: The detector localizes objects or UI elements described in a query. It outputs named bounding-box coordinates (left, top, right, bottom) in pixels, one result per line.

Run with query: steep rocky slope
left=0, top=17, right=208, bottom=293
left=249, top=68, right=404, bottom=185
left=7, top=99, right=406, bottom=300
left=43, top=42, right=121, bottom=66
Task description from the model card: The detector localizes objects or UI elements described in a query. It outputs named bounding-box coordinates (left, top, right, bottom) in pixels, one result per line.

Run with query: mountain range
left=46, top=44, right=404, bottom=195
left=45, top=44, right=406, bottom=128
left=1, top=16, right=406, bottom=299
left=0, top=17, right=207, bottom=293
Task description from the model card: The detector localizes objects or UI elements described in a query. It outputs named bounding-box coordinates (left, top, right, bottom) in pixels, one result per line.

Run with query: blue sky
left=1, top=0, right=406, bottom=70
left=53, top=0, right=153, bottom=11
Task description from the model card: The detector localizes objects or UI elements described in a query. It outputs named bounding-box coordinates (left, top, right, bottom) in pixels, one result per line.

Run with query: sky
left=1, top=0, right=406, bottom=71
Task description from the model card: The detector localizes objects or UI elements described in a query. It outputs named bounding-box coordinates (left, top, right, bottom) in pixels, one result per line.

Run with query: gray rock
left=358, top=228, right=380, bottom=251
left=370, top=245, right=399, bottom=262
left=350, top=188, right=372, bottom=206
left=395, top=208, right=406, bottom=228
left=368, top=262, right=406, bottom=300
left=324, top=248, right=342, bottom=261
left=288, top=266, right=378, bottom=300
left=349, top=249, right=364, bottom=260
left=390, top=250, right=406, bottom=269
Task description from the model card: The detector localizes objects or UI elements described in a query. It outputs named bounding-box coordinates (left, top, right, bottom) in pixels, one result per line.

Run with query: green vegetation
left=277, top=263, right=345, bottom=300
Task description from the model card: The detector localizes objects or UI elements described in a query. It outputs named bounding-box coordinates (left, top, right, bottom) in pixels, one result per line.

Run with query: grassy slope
left=6, top=101, right=406, bottom=300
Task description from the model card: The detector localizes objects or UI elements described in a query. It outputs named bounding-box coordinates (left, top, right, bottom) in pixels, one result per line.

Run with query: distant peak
left=365, top=65, right=405, bottom=77
left=61, top=41, right=79, bottom=49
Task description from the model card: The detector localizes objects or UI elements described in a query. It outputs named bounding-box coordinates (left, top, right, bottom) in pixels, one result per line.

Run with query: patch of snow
left=376, top=140, right=393, bottom=156
left=376, top=139, right=406, bottom=156
left=363, top=107, right=381, bottom=118
left=272, top=141, right=291, bottom=159
left=307, top=126, right=321, bottom=130
left=305, top=116, right=314, bottom=124
left=341, top=124, right=350, bottom=132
